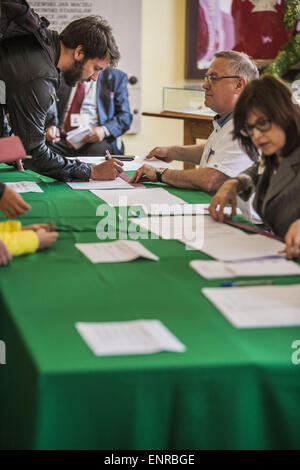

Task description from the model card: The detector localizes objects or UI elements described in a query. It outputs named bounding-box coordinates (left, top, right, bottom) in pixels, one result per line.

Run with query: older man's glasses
left=240, top=118, right=272, bottom=137
left=204, top=74, right=240, bottom=84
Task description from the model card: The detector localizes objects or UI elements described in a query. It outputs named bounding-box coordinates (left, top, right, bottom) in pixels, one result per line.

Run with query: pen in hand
left=105, top=150, right=112, bottom=160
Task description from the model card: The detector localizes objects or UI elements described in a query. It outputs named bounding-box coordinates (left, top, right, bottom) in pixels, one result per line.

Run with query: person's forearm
left=168, top=144, right=205, bottom=164
left=23, top=143, right=91, bottom=181
left=162, top=168, right=228, bottom=192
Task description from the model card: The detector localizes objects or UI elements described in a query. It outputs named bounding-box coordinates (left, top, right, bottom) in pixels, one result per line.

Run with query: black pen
left=105, top=154, right=135, bottom=161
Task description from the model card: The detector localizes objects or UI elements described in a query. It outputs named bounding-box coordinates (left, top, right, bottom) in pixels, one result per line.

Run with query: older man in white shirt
left=131, top=51, right=260, bottom=221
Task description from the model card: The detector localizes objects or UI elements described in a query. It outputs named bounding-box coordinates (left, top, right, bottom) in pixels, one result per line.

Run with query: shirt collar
left=213, top=110, right=233, bottom=128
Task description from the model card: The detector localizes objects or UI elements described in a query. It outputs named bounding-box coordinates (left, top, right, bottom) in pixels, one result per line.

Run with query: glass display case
left=162, top=86, right=215, bottom=116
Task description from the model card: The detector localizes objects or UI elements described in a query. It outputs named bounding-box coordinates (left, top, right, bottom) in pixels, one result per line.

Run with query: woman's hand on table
left=209, top=179, right=240, bottom=223
left=281, top=219, right=300, bottom=259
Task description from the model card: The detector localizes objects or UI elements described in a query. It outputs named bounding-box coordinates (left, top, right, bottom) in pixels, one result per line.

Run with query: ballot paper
left=90, top=187, right=186, bottom=208
left=190, top=257, right=300, bottom=279
left=192, top=232, right=285, bottom=261
left=130, top=215, right=244, bottom=245
left=76, top=319, right=186, bottom=355
left=67, top=177, right=133, bottom=190
left=6, top=181, right=43, bottom=193
left=202, top=285, right=300, bottom=328
left=75, top=240, right=159, bottom=263
left=66, top=125, right=91, bottom=149
left=139, top=203, right=242, bottom=216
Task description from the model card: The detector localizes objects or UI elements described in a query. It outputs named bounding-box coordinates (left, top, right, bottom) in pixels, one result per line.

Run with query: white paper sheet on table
left=6, top=181, right=43, bottom=193
left=76, top=319, right=186, bottom=355
left=130, top=215, right=245, bottom=245
left=76, top=154, right=171, bottom=171
left=75, top=240, right=159, bottom=263
left=192, top=232, right=285, bottom=261
left=139, top=203, right=242, bottom=216
left=190, top=257, right=300, bottom=279
left=67, top=177, right=133, bottom=190
left=202, top=285, right=300, bottom=328
left=90, top=187, right=186, bottom=208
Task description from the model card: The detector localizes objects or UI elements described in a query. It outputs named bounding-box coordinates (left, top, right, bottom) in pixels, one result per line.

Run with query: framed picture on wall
left=185, top=0, right=296, bottom=79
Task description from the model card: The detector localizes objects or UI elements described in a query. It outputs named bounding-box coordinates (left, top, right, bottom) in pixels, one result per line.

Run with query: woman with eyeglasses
left=209, top=74, right=300, bottom=258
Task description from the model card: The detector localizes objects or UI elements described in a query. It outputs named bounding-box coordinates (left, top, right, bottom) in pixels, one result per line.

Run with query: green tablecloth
left=0, top=165, right=300, bottom=450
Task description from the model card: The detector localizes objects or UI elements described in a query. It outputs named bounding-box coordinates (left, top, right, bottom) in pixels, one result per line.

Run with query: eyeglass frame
left=204, top=74, right=241, bottom=84
left=239, top=118, right=272, bottom=138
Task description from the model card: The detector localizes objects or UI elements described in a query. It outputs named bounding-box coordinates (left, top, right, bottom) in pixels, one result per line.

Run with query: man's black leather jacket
left=0, top=31, right=91, bottom=181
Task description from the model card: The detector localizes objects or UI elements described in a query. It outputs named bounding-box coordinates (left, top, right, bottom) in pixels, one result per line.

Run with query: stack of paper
left=75, top=240, right=159, bottom=263
left=190, top=257, right=300, bottom=279
left=76, top=319, right=186, bottom=355
left=6, top=181, right=43, bottom=193
left=202, top=285, right=300, bottom=328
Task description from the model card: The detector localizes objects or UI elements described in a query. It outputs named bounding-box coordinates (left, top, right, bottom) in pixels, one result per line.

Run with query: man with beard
left=0, top=16, right=123, bottom=181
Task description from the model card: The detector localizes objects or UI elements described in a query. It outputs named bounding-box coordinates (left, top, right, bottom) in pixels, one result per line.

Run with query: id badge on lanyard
left=70, top=114, right=90, bottom=127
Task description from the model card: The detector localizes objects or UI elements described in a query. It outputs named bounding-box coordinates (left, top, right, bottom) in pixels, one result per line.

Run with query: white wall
left=124, top=0, right=188, bottom=155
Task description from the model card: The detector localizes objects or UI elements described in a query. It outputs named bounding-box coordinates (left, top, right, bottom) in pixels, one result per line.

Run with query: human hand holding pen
left=90, top=155, right=124, bottom=180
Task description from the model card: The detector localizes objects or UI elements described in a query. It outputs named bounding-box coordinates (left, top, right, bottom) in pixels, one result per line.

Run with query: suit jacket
left=239, top=146, right=300, bottom=237
left=53, top=68, right=133, bottom=154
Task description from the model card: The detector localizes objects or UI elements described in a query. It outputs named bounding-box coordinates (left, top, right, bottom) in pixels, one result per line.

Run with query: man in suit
left=46, top=68, right=132, bottom=156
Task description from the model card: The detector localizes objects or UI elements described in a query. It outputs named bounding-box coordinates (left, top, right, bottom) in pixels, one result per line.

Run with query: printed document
left=190, top=257, right=300, bottom=279
left=76, top=319, right=186, bottom=355
left=202, top=285, right=300, bottom=328
left=139, top=203, right=242, bottom=216
left=194, top=232, right=285, bottom=261
left=75, top=240, right=159, bottom=263
left=130, top=215, right=244, bottom=245
left=90, top=187, right=186, bottom=208
left=6, top=181, right=43, bottom=193
left=67, top=177, right=133, bottom=190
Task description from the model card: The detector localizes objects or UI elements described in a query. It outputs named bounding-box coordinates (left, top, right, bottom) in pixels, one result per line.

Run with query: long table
left=0, top=164, right=300, bottom=450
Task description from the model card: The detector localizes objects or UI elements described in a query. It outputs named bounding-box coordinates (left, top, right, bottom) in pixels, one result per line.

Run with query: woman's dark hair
left=59, top=16, right=120, bottom=66
left=233, top=74, right=300, bottom=161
